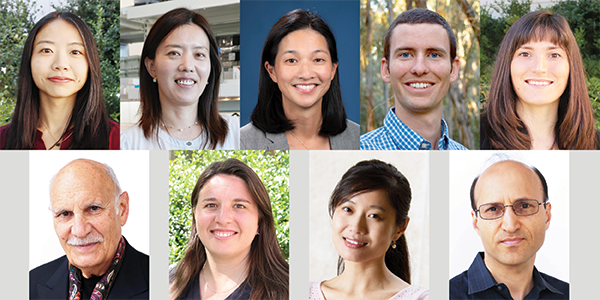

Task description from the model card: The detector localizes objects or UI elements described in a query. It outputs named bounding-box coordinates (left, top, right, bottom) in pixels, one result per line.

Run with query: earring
left=206, top=81, right=209, bottom=85
left=256, top=231, right=260, bottom=236
left=391, top=240, right=397, bottom=249
left=153, top=77, right=157, bottom=83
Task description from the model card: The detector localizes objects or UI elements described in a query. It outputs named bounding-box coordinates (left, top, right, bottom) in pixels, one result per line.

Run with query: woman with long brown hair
left=121, top=8, right=239, bottom=150
left=0, top=11, right=118, bottom=150
left=310, top=160, right=428, bottom=300
left=481, top=10, right=598, bottom=150
left=169, top=158, right=288, bottom=300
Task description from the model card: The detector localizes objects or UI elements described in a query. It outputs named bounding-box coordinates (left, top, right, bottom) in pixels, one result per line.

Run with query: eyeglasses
left=475, top=199, right=547, bottom=220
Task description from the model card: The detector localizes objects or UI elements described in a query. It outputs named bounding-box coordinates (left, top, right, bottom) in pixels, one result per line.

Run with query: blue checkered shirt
left=450, top=252, right=569, bottom=299
left=360, top=107, right=467, bottom=150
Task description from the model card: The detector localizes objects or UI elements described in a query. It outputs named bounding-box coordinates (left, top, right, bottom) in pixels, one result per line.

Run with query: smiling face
left=50, top=159, right=128, bottom=278
left=472, top=161, right=551, bottom=270
left=31, top=19, right=88, bottom=103
left=511, top=40, right=570, bottom=109
left=382, top=23, right=458, bottom=117
left=195, top=174, right=259, bottom=260
left=266, top=29, right=338, bottom=112
left=331, top=190, right=406, bottom=265
left=145, top=24, right=211, bottom=107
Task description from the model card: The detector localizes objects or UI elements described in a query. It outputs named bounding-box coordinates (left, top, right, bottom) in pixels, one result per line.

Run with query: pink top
left=309, top=281, right=429, bottom=300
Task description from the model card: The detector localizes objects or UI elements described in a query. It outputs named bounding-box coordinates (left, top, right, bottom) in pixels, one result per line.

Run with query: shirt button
left=497, top=286, right=502, bottom=291
left=186, top=142, right=192, bottom=146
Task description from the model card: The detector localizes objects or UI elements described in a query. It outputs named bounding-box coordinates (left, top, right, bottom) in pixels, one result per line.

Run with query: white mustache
left=67, top=233, right=104, bottom=246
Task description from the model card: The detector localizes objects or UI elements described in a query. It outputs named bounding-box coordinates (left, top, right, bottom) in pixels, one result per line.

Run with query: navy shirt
left=450, top=252, right=569, bottom=299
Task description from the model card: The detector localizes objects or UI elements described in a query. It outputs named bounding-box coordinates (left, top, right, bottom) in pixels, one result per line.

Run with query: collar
left=467, top=252, right=564, bottom=296
left=384, top=107, right=450, bottom=150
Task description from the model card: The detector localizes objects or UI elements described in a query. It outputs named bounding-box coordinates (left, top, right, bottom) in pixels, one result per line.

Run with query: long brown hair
left=3, top=11, right=111, bottom=149
left=169, top=158, right=289, bottom=300
left=328, top=159, right=412, bottom=284
left=483, top=10, right=596, bottom=149
left=139, top=8, right=227, bottom=149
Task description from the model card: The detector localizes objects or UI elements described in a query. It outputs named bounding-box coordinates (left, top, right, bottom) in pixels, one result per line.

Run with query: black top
left=450, top=252, right=569, bottom=299
left=177, top=272, right=251, bottom=300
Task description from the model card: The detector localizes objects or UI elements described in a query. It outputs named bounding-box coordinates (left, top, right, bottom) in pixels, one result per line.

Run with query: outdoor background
left=168, top=150, right=290, bottom=268
left=0, top=0, right=120, bottom=126
left=481, top=0, right=600, bottom=130
left=360, top=0, right=480, bottom=149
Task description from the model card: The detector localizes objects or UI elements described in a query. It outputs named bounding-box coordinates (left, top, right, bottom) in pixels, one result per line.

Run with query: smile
left=526, top=80, right=552, bottom=86
left=408, top=82, right=432, bottom=89
left=48, top=76, right=73, bottom=83
left=501, top=238, right=524, bottom=246
left=211, top=230, right=237, bottom=239
left=344, top=237, right=367, bottom=248
left=294, top=84, right=317, bottom=90
left=175, top=79, right=196, bottom=85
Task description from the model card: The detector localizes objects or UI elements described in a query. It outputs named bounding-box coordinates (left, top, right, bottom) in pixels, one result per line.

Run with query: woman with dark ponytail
left=309, top=159, right=428, bottom=300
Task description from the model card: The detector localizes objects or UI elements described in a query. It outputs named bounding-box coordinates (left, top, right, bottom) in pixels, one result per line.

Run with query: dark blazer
left=29, top=237, right=149, bottom=300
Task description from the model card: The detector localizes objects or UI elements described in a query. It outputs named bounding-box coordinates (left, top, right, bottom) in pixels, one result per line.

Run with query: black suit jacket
left=29, top=237, right=149, bottom=300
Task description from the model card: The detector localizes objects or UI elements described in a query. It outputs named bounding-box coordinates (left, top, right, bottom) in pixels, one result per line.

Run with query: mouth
left=525, top=79, right=553, bottom=86
left=48, top=76, right=73, bottom=83
left=211, top=229, right=238, bottom=240
left=343, top=237, right=368, bottom=248
left=501, top=237, right=524, bottom=246
left=175, top=79, right=197, bottom=86
left=294, top=84, right=317, bottom=93
left=72, top=242, right=99, bottom=251
left=406, top=82, right=433, bottom=90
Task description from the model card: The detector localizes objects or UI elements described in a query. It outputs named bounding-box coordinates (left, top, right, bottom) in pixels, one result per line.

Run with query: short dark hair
left=470, top=164, right=549, bottom=210
left=251, top=9, right=347, bottom=136
left=384, top=8, right=457, bottom=63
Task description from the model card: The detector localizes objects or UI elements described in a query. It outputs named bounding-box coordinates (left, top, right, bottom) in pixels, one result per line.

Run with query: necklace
left=288, top=130, right=317, bottom=150
left=201, top=271, right=244, bottom=295
left=160, top=120, right=198, bottom=132
left=41, top=121, right=68, bottom=150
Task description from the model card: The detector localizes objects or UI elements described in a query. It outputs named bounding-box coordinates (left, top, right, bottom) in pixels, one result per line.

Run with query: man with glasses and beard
left=450, top=160, right=569, bottom=299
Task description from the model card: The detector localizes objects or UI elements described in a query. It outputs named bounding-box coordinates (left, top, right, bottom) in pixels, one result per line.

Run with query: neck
left=202, top=251, right=250, bottom=293
left=283, top=102, right=323, bottom=137
left=160, top=102, right=199, bottom=129
left=394, top=102, right=442, bottom=149
left=484, top=253, right=536, bottom=300
left=37, top=93, right=76, bottom=134
left=516, top=101, right=558, bottom=150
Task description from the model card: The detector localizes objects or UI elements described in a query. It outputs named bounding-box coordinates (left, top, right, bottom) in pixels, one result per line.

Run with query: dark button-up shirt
left=450, top=252, right=569, bottom=299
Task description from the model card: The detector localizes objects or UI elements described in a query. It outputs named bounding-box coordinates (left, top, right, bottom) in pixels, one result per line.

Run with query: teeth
left=410, top=82, right=431, bottom=89
left=213, top=231, right=235, bottom=237
left=295, top=84, right=316, bottom=90
left=345, top=238, right=366, bottom=245
left=176, top=79, right=195, bottom=85
left=528, top=80, right=551, bottom=86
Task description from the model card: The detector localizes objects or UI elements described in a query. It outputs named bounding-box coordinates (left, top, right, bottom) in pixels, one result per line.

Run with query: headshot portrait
left=360, top=4, right=479, bottom=150
left=309, top=151, right=429, bottom=299
left=120, top=6, right=240, bottom=150
left=449, top=151, right=569, bottom=299
left=29, top=151, right=150, bottom=299
left=168, top=150, right=289, bottom=300
left=0, top=3, right=120, bottom=150
left=240, top=0, right=360, bottom=150
left=480, top=1, right=600, bottom=150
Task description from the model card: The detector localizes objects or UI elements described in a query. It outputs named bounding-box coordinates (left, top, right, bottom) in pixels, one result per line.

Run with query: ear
left=393, top=216, right=410, bottom=241
left=330, top=62, right=338, bottom=81
left=144, top=57, right=156, bottom=79
left=471, top=210, right=480, bottom=236
left=265, top=61, right=277, bottom=83
left=381, top=57, right=391, bottom=83
left=544, top=202, right=552, bottom=230
left=118, top=191, right=130, bottom=226
left=449, top=57, right=459, bottom=83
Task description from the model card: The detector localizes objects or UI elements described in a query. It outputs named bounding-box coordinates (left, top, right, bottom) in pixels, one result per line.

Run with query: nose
left=179, top=53, right=194, bottom=73
left=501, top=206, right=521, bottom=233
left=71, top=214, right=89, bottom=238
left=52, top=51, right=69, bottom=71
left=532, top=54, right=547, bottom=74
left=349, top=214, right=368, bottom=234
left=297, top=60, right=315, bottom=79
left=410, top=54, right=429, bottom=76
left=215, top=206, right=233, bottom=224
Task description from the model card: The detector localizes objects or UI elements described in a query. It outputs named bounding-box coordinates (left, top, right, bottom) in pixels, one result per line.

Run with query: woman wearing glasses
left=310, top=160, right=428, bottom=300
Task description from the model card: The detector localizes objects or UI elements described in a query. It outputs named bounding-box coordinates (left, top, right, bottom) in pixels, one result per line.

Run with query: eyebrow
left=343, top=200, right=387, bottom=211
left=35, top=40, right=84, bottom=46
left=282, top=49, right=329, bottom=55
left=163, top=44, right=208, bottom=50
left=519, top=45, right=563, bottom=50
left=393, top=47, right=448, bottom=55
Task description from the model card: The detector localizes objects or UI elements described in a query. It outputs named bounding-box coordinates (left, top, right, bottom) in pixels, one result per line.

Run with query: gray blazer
left=241, top=119, right=360, bottom=150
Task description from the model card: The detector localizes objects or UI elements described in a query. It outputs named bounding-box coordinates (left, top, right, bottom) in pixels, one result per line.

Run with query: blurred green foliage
left=169, top=150, right=290, bottom=267
left=481, top=0, right=600, bottom=129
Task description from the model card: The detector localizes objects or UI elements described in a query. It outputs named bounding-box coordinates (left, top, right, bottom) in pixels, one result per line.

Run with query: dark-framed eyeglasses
left=475, top=199, right=548, bottom=220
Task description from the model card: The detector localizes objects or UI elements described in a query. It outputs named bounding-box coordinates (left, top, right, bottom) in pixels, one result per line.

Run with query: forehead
left=342, top=189, right=393, bottom=211
left=50, top=162, right=114, bottom=207
left=159, top=24, right=208, bottom=48
left=390, top=23, right=450, bottom=52
left=278, top=29, right=329, bottom=53
left=474, top=161, right=544, bottom=206
left=199, top=174, right=254, bottom=202
left=35, top=19, right=82, bottom=44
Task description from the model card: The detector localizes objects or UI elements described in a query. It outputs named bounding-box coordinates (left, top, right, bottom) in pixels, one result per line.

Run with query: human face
left=266, top=29, right=338, bottom=112
left=332, top=190, right=407, bottom=265
left=145, top=24, right=211, bottom=107
left=382, top=23, right=458, bottom=116
left=472, top=161, right=551, bottom=270
left=195, top=175, right=259, bottom=261
left=50, top=160, right=128, bottom=278
left=511, top=40, right=569, bottom=108
left=31, top=19, right=88, bottom=102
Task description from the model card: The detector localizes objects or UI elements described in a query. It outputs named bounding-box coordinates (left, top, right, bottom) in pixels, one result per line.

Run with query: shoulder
left=108, top=120, right=120, bottom=150
left=240, top=122, right=285, bottom=150
left=330, top=119, right=360, bottom=150
left=393, top=285, right=429, bottom=300
left=0, top=123, right=9, bottom=148
left=360, top=126, right=388, bottom=150
left=30, top=255, right=67, bottom=280
left=449, top=270, right=469, bottom=298
left=595, top=130, right=600, bottom=150
left=30, top=255, right=68, bottom=297
left=219, top=114, right=240, bottom=150
left=308, top=281, right=325, bottom=300
left=447, top=138, right=468, bottom=150
left=112, top=238, right=149, bottom=298
left=120, top=124, right=158, bottom=150
left=537, top=270, right=569, bottom=296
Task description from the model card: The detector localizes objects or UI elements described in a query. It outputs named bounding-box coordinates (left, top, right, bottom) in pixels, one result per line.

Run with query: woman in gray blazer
left=241, top=9, right=359, bottom=150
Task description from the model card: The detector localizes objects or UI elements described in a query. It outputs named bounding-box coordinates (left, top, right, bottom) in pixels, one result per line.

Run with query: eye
left=314, top=58, right=325, bottom=63
left=429, top=52, right=440, bottom=58
left=205, top=203, right=217, bottom=209
left=40, top=48, right=53, bottom=54
left=167, top=51, right=180, bottom=57
left=399, top=52, right=411, bottom=58
left=368, top=213, right=381, bottom=219
left=341, top=206, right=352, bottom=213
left=89, top=206, right=100, bottom=212
left=71, top=49, right=84, bottom=55
left=196, top=52, right=206, bottom=58
left=550, top=52, right=561, bottom=59
left=518, top=203, right=531, bottom=209
left=234, top=204, right=246, bottom=209
left=285, top=58, right=297, bottom=63
left=518, top=51, right=531, bottom=58
left=57, top=211, right=71, bottom=218
left=485, top=206, right=497, bottom=213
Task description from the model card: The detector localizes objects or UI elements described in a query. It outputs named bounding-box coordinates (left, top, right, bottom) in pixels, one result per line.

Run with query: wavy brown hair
left=169, top=158, right=289, bottom=300
left=328, top=159, right=412, bottom=284
left=3, top=11, right=111, bottom=149
left=482, top=10, right=596, bottom=150
left=139, top=8, right=227, bottom=149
